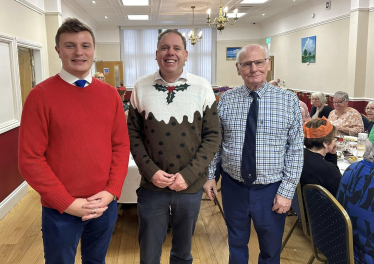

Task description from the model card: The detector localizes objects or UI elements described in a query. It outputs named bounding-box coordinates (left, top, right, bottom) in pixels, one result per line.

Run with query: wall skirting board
left=0, top=181, right=29, bottom=220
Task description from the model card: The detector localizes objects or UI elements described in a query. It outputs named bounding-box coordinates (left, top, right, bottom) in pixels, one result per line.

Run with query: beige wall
left=217, top=40, right=261, bottom=87
left=96, top=43, right=120, bottom=61
left=365, top=11, right=374, bottom=99
left=269, top=18, right=350, bottom=94
left=0, top=0, right=49, bottom=77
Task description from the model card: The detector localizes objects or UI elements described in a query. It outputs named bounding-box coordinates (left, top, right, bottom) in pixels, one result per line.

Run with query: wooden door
left=266, top=55, right=275, bottom=82
left=18, top=48, right=34, bottom=106
left=95, top=61, right=123, bottom=88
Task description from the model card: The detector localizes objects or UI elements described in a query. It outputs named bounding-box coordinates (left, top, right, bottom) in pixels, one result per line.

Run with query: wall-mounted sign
left=104, top=68, right=109, bottom=75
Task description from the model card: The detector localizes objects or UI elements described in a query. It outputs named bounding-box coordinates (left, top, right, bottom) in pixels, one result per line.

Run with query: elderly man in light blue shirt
left=204, top=44, right=303, bottom=264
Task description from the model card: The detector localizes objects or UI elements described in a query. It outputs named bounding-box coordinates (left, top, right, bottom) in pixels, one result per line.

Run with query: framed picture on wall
left=226, top=47, right=241, bottom=60
left=301, top=36, right=316, bottom=63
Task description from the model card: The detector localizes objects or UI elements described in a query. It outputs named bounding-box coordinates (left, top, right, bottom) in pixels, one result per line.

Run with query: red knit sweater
left=19, top=75, right=130, bottom=213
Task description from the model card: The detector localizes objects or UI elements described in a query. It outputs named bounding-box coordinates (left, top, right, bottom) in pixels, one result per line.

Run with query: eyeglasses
left=96, top=76, right=104, bottom=80
left=238, top=58, right=269, bottom=69
left=335, top=136, right=343, bottom=142
left=311, top=98, right=319, bottom=101
left=333, top=100, right=346, bottom=105
left=366, top=107, right=374, bottom=111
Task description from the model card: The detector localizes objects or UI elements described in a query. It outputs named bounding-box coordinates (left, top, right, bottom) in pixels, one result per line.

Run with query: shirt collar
left=59, top=68, right=92, bottom=87
left=154, top=69, right=188, bottom=84
left=240, top=82, right=268, bottom=99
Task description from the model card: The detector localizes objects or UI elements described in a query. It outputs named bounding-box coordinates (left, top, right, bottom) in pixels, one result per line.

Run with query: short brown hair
left=304, top=119, right=337, bottom=150
left=55, top=18, right=95, bottom=47
left=157, top=29, right=186, bottom=50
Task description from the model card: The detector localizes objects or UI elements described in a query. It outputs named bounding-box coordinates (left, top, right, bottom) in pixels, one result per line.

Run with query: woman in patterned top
left=337, top=130, right=374, bottom=264
left=328, top=91, right=364, bottom=136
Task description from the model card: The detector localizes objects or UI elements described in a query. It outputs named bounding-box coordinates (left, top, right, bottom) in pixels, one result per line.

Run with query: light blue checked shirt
left=208, top=82, right=304, bottom=199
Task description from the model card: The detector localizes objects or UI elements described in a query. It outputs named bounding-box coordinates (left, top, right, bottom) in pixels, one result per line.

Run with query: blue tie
left=75, top=80, right=87, bottom=88
left=241, top=91, right=259, bottom=185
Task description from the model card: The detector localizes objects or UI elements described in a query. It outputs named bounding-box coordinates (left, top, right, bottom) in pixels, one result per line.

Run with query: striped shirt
left=208, top=82, right=304, bottom=199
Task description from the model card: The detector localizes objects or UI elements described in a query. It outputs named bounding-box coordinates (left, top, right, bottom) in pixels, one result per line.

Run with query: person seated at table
left=286, top=89, right=311, bottom=122
left=328, top=91, right=364, bottom=136
left=364, top=101, right=374, bottom=133
left=336, top=131, right=374, bottom=264
left=93, top=72, right=105, bottom=82
left=310, top=91, right=334, bottom=119
left=301, top=118, right=342, bottom=196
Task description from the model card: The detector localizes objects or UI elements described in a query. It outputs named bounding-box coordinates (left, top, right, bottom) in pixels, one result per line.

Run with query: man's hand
left=82, top=191, right=115, bottom=221
left=203, top=179, right=217, bottom=201
left=272, top=194, right=292, bottom=214
left=64, top=198, right=108, bottom=221
left=151, top=170, right=176, bottom=188
left=169, top=173, right=188, bottom=192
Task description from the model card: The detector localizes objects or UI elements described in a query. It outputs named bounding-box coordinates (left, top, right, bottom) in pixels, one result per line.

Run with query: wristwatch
left=113, top=195, right=118, bottom=201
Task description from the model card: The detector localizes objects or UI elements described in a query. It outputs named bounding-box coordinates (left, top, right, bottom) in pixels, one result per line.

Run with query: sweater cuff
left=180, top=166, right=198, bottom=186
left=143, top=162, right=161, bottom=182
left=52, top=195, right=76, bottom=214
left=105, top=180, right=125, bottom=199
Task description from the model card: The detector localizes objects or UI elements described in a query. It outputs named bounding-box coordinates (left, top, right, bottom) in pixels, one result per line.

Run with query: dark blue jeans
left=137, top=187, right=203, bottom=264
left=221, top=172, right=287, bottom=264
left=42, top=201, right=117, bottom=264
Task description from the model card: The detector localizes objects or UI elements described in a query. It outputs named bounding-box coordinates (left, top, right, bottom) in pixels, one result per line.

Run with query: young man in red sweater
left=18, top=18, right=130, bottom=263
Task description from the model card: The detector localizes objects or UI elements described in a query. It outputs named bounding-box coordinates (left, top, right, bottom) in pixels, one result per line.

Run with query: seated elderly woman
left=336, top=130, right=374, bottom=264
left=93, top=72, right=105, bottom=82
left=328, top=91, right=364, bottom=136
left=300, top=118, right=342, bottom=196
left=364, top=101, right=374, bottom=133
left=310, top=91, right=334, bottom=119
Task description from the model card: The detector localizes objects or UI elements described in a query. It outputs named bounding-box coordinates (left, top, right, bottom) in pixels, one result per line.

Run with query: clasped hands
left=64, top=190, right=114, bottom=221
left=151, top=170, right=188, bottom=191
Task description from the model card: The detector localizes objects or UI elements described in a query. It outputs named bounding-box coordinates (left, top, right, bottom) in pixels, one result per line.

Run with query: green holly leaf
left=175, top=83, right=190, bottom=91
left=154, top=83, right=167, bottom=92
left=166, top=91, right=175, bottom=104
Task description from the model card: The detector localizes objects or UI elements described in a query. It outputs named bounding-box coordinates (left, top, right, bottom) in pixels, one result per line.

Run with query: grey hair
left=366, top=101, right=374, bottom=107
left=311, top=91, right=327, bottom=105
left=363, top=138, right=374, bottom=163
left=269, top=80, right=278, bottom=86
left=333, top=91, right=349, bottom=102
left=236, top=44, right=269, bottom=63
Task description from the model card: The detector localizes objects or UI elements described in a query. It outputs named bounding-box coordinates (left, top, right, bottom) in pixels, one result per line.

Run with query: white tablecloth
left=118, top=156, right=141, bottom=204
left=337, top=159, right=351, bottom=174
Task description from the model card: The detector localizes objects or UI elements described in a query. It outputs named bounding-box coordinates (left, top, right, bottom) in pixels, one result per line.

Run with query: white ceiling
left=64, top=0, right=313, bottom=28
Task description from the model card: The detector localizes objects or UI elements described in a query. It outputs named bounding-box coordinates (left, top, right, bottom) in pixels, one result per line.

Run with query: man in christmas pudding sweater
left=128, top=29, right=221, bottom=264
left=18, top=18, right=130, bottom=264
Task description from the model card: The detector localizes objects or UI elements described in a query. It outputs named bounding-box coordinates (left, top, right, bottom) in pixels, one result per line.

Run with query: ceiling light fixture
left=262, top=13, right=265, bottom=16
left=92, top=1, right=96, bottom=3
left=240, top=0, right=268, bottom=3
left=122, top=0, right=149, bottom=6
left=207, top=0, right=239, bottom=33
left=184, top=6, right=202, bottom=46
left=105, top=16, right=108, bottom=19
left=127, top=15, right=149, bottom=20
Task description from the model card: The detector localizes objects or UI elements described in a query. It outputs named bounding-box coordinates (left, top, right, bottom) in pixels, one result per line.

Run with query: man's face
left=236, top=46, right=270, bottom=90
left=156, top=33, right=188, bottom=80
left=55, top=31, right=94, bottom=79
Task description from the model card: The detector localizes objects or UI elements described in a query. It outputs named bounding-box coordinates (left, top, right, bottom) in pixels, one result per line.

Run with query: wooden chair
left=281, top=183, right=315, bottom=264
left=303, top=184, right=355, bottom=264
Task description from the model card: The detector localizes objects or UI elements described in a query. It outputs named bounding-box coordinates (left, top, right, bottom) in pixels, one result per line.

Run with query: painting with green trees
left=301, top=36, right=316, bottom=63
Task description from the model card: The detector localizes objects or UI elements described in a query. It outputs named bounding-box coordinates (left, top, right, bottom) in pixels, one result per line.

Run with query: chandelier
left=185, top=6, right=202, bottom=45
left=207, top=0, right=239, bottom=33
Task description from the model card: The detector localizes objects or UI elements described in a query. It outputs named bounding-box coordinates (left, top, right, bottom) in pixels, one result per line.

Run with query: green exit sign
left=266, top=37, right=271, bottom=44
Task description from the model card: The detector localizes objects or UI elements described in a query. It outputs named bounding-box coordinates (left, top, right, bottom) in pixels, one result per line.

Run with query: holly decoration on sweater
left=154, top=83, right=190, bottom=104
